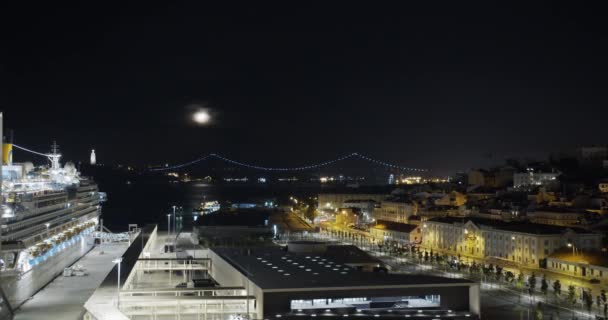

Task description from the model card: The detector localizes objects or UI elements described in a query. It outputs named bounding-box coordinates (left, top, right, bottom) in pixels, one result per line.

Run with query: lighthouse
left=90, top=149, right=96, bottom=165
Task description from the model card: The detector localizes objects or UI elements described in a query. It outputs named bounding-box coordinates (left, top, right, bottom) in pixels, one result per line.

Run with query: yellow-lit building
left=373, top=200, right=418, bottom=224
left=370, top=220, right=421, bottom=245
left=318, top=193, right=386, bottom=211
left=419, top=206, right=463, bottom=221
left=335, top=208, right=359, bottom=226
left=526, top=210, right=584, bottom=227
left=546, top=249, right=608, bottom=282
left=434, top=191, right=466, bottom=206
left=422, top=217, right=602, bottom=268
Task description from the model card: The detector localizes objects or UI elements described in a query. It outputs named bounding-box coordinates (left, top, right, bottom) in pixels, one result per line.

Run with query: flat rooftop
left=211, top=246, right=474, bottom=290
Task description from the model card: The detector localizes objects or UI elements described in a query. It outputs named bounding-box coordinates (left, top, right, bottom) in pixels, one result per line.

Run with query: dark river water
left=96, top=180, right=321, bottom=232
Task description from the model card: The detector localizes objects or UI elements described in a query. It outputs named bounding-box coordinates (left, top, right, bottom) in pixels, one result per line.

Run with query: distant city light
left=193, top=110, right=211, bottom=125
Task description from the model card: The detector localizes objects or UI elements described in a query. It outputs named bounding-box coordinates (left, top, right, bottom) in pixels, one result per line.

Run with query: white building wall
left=208, top=250, right=264, bottom=318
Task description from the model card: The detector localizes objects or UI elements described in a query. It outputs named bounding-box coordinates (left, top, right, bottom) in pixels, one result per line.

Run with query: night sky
left=2, top=3, right=608, bottom=175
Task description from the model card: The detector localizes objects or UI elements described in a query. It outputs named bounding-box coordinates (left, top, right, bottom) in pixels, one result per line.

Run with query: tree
left=470, top=262, right=478, bottom=274
left=304, top=206, right=316, bottom=221
left=482, top=266, right=491, bottom=278
left=517, top=272, right=525, bottom=289
left=553, top=280, right=562, bottom=297
left=505, top=271, right=515, bottom=283
left=540, top=275, right=548, bottom=296
left=582, top=290, right=593, bottom=314
left=535, top=302, right=543, bottom=320
left=528, top=273, right=537, bottom=293
left=567, top=285, right=577, bottom=307
left=486, top=263, right=494, bottom=275
left=495, top=266, right=503, bottom=282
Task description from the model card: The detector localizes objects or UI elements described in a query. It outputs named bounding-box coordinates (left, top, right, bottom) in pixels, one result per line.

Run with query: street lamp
left=0, top=223, right=6, bottom=258
left=45, top=223, right=50, bottom=238
left=112, top=257, right=123, bottom=309
left=167, top=214, right=171, bottom=235
left=172, top=205, right=177, bottom=235
left=567, top=243, right=575, bottom=256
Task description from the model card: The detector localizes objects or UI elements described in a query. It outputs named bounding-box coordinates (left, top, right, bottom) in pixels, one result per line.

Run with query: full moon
left=193, top=110, right=211, bottom=124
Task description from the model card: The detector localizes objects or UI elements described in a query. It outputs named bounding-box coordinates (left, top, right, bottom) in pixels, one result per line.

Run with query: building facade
left=422, top=217, right=602, bottom=268
left=546, top=249, right=608, bottom=282
left=373, top=200, right=418, bottom=224
left=434, top=191, right=467, bottom=206
left=513, top=172, right=559, bottom=188
left=343, top=200, right=378, bottom=223
left=577, top=146, right=607, bottom=162
left=209, top=245, right=481, bottom=319
left=370, top=220, right=421, bottom=245
left=318, top=193, right=387, bottom=212
left=526, top=210, right=584, bottom=227
left=335, top=208, right=359, bottom=226
left=468, top=167, right=515, bottom=188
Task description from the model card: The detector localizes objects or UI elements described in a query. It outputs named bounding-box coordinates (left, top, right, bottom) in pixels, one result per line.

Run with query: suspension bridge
left=12, top=144, right=427, bottom=172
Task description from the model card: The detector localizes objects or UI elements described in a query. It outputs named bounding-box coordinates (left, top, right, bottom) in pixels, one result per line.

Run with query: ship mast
left=48, top=140, right=62, bottom=170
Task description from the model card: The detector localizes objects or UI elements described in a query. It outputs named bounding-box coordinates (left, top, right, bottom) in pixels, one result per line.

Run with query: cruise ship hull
left=0, top=233, right=96, bottom=309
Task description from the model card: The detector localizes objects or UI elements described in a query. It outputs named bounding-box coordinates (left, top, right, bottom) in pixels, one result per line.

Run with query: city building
left=209, top=243, right=481, bottom=319
left=470, top=209, right=522, bottom=222
left=370, top=220, right=421, bottom=245
left=526, top=209, right=585, bottom=227
left=373, top=200, right=418, bottom=224
left=342, top=199, right=378, bottom=223
left=419, top=206, right=463, bottom=221
left=467, top=167, right=515, bottom=188
left=422, top=217, right=602, bottom=268
left=318, top=192, right=387, bottom=212
left=599, top=181, right=608, bottom=193
left=546, top=248, right=608, bottom=282
left=513, top=170, right=559, bottom=188
left=82, top=228, right=483, bottom=320
left=335, top=208, right=359, bottom=226
left=577, top=146, right=608, bottom=163
left=434, top=191, right=467, bottom=206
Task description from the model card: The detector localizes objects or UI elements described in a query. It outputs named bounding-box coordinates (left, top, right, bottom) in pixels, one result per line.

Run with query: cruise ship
left=0, top=140, right=104, bottom=313
left=193, top=200, right=221, bottom=215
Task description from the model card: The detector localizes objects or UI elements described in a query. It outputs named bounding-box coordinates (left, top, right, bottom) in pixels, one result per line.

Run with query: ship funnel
left=2, top=143, right=12, bottom=165
left=2, top=129, right=13, bottom=165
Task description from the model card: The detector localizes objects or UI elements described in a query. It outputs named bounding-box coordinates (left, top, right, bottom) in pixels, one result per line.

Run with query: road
left=271, top=211, right=314, bottom=233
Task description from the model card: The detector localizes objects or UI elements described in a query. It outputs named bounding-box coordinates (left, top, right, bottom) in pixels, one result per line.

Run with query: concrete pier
left=13, top=242, right=129, bottom=320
